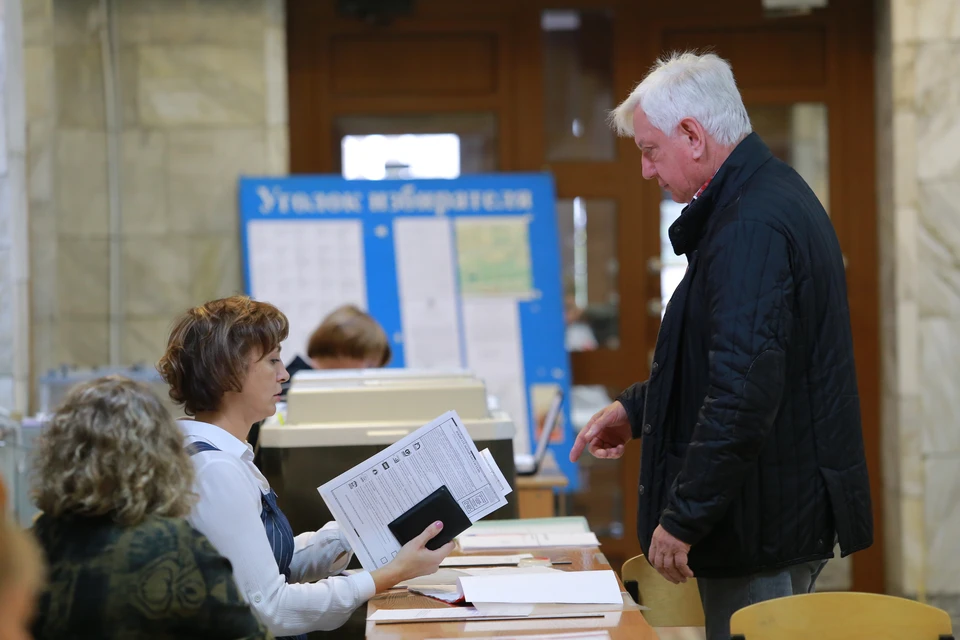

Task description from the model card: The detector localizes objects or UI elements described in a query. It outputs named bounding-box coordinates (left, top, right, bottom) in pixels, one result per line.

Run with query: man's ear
left=678, top=117, right=706, bottom=160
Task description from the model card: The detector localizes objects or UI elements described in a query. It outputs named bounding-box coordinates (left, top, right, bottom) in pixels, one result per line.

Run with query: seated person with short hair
left=249, top=305, right=392, bottom=452
left=285, top=304, right=392, bottom=389
left=160, top=296, right=452, bottom=639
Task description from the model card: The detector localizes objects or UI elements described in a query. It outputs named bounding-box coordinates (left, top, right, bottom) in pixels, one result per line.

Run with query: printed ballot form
left=318, top=411, right=511, bottom=570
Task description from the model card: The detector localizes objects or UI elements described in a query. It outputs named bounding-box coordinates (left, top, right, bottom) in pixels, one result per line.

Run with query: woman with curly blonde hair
left=29, top=375, right=272, bottom=640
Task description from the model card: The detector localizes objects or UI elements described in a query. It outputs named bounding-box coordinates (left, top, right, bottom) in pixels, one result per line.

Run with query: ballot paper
left=318, top=411, right=511, bottom=571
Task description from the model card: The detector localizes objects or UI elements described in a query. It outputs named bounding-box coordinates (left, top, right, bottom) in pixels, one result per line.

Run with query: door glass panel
left=750, top=103, right=830, bottom=214
left=659, top=103, right=829, bottom=310
left=541, top=9, right=616, bottom=162
left=556, top=198, right=619, bottom=351
left=335, top=113, right=498, bottom=178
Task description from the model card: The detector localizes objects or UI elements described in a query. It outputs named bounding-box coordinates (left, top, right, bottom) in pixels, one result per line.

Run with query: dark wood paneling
left=662, top=25, right=827, bottom=89
left=830, top=0, right=884, bottom=594
left=330, top=34, right=499, bottom=96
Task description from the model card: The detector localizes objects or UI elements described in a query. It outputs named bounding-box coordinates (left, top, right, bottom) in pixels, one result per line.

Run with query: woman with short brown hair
left=29, top=376, right=269, bottom=640
left=159, top=296, right=451, bottom=639
left=306, top=304, right=391, bottom=369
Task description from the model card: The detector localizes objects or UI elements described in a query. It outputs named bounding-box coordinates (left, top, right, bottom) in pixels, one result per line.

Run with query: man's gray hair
left=610, top=51, right=752, bottom=146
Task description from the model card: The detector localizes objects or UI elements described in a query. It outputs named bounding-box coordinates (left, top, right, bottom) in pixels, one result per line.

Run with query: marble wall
left=0, top=0, right=30, bottom=415
left=879, top=0, right=960, bottom=616
left=23, top=0, right=287, bottom=396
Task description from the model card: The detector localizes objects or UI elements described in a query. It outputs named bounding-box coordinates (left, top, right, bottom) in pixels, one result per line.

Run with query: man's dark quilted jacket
left=618, top=133, right=873, bottom=578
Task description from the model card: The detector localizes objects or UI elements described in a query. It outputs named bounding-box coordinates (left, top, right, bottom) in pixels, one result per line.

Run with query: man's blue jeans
left=697, top=559, right=827, bottom=640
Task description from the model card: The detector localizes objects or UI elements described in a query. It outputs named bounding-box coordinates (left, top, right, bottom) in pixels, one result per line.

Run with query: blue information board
left=239, top=173, right=577, bottom=489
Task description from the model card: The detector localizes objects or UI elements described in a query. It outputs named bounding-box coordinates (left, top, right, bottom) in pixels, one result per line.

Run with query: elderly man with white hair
left=570, top=51, right=874, bottom=639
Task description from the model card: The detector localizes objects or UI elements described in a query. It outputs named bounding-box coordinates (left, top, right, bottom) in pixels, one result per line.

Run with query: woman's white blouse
left=180, top=419, right=376, bottom=636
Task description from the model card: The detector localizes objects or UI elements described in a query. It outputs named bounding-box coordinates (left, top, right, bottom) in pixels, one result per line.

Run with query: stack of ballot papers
left=317, top=410, right=512, bottom=571
left=367, top=569, right=631, bottom=625
left=399, top=568, right=624, bottom=612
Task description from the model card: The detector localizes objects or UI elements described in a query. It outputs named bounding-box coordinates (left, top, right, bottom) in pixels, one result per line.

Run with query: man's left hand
left=649, top=525, right=695, bottom=584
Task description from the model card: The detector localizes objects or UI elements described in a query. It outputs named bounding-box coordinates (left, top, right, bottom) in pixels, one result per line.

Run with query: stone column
left=880, top=0, right=960, bottom=623
left=23, top=0, right=288, bottom=405
left=0, top=0, right=30, bottom=415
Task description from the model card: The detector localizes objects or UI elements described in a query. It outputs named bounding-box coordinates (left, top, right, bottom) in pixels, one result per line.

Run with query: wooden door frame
left=286, top=0, right=883, bottom=593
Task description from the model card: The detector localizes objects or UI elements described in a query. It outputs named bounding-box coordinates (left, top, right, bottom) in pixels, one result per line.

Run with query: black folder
left=388, top=485, right=472, bottom=551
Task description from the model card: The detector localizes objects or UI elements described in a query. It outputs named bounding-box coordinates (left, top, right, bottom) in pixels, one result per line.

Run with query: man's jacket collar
left=668, top=132, right=773, bottom=256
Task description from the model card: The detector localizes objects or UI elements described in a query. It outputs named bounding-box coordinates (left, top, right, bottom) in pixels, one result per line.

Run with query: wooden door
left=287, top=0, right=882, bottom=593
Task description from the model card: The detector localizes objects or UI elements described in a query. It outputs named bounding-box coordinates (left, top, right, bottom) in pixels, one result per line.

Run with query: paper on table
left=471, top=602, right=535, bottom=617
left=368, top=608, right=512, bottom=623
left=367, top=607, right=606, bottom=624
left=404, top=566, right=561, bottom=589
left=463, top=612, right=622, bottom=634
left=463, top=516, right=590, bottom=535
left=440, top=553, right=534, bottom=567
left=406, top=585, right=464, bottom=603
left=459, top=570, right=622, bottom=605
left=458, top=532, right=599, bottom=551
left=318, top=411, right=509, bottom=570
left=397, top=569, right=469, bottom=589
left=464, top=566, right=561, bottom=577
left=431, top=632, right=612, bottom=640
left=405, top=567, right=564, bottom=603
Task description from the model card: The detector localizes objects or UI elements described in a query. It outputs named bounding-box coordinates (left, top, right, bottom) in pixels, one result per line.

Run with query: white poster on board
left=393, top=217, right=463, bottom=368
left=247, top=219, right=367, bottom=359
left=461, top=297, right=530, bottom=455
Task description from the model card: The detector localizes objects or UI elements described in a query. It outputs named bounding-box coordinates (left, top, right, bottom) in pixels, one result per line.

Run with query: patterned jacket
left=32, top=513, right=272, bottom=639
